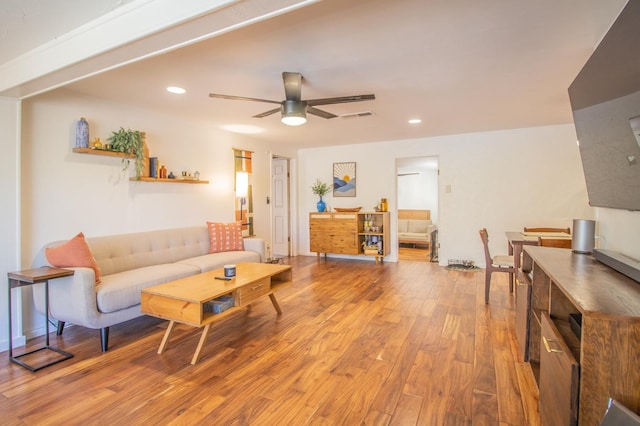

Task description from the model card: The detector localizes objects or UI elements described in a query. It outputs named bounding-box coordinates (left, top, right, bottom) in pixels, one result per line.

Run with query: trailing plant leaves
left=108, top=127, right=145, bottom=178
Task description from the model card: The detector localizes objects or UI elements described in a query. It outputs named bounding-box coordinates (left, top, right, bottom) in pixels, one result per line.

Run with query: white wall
left=594, top=208, right=640, bottom=260
left=397, top=165, right=439, bottom=224
left=19, top=88, right=297, bottom=338
left=298, top=124, right=594, bottom=266
left=0, top=98, right=21, bottom=351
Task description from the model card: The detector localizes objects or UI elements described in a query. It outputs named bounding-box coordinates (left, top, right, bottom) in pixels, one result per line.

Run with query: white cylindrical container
left=224, top=264, right=236, bottom=277
left=572, top=219, right=596, bottom=254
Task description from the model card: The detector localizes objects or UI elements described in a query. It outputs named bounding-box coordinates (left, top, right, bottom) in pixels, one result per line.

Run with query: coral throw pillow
left=45, top=232, right=101, bottom=284
left=207, top=222, right=244, bottom=254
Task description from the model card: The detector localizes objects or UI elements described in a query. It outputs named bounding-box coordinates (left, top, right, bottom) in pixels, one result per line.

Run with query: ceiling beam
left=0, top=0, right=319, bottom=99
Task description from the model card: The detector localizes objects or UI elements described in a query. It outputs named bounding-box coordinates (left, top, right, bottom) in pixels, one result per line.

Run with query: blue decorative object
left=149, top=157, right=158, bottom=178
left=75, top=117, right=89, bottom=148
left=317, top=196, right=326, bottom=212
left=204, top=295, right=234, bottom=314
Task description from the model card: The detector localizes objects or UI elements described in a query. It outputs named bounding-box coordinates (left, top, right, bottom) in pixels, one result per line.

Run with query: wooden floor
left=398, top=246, right=430, bottom=262
left=1, top=256, right=540, bottom=425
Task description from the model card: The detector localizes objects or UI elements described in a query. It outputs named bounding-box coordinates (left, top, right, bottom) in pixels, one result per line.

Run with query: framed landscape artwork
left=333, top=162, right=356, bottom=197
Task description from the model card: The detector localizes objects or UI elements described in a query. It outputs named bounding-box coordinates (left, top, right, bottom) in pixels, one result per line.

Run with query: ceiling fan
left=209, top=72, right=375, bottom=126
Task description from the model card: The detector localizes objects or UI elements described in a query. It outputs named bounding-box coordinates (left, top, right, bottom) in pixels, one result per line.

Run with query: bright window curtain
left=234, top=149, right=253, bottom=236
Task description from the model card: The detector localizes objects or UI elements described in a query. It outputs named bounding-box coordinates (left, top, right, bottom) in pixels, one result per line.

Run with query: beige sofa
left=397, top=209, right=437, bottom=247
left=33, top=226, right=264, bottom=351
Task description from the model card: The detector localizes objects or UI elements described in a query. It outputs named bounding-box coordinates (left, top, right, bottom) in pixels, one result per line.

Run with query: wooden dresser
left=309, top=211, right=389, bottom=262
left=517, top=246, right=640, bottom=425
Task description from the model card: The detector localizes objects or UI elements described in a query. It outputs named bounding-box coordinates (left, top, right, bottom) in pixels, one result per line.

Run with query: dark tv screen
left=568, top=0, right=640, bottom=211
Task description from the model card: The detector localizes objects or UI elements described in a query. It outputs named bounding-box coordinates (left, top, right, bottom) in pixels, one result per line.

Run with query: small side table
left=8, top=267, right=74, bottom=371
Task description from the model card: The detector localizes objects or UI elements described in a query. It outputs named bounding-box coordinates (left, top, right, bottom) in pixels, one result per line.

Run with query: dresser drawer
left=539, top=312, right=580, bottom=426
left=237, top=277, right=270, bottom=305
left=515, top=275, right=531, bottom=361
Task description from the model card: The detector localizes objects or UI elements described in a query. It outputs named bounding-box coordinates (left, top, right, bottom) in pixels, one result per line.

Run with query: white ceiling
left=0, top=0, right=629, bottom=148
left=0, top=0, right=136, bottom=65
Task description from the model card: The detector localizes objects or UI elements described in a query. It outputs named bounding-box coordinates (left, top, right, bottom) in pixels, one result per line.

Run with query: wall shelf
left=130, top=177, right=209, bottom=184
left=74, top=142, right=207, bottom=184
left=72, top=147, right=134, bottom=159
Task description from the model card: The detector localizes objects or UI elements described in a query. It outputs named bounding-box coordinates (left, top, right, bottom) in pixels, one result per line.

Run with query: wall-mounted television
left=568, top=0, right=640, bottom=211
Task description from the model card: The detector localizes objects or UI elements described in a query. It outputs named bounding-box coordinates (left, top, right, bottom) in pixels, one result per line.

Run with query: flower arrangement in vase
left=311, top=178, right=331, bottom=212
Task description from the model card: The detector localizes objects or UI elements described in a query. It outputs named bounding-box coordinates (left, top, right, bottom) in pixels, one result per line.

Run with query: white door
left=272, top=157, right=290, bottom=257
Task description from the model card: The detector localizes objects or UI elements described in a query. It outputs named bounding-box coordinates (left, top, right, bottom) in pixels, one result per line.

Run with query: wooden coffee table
left=141, top=262, right=292, bottom=365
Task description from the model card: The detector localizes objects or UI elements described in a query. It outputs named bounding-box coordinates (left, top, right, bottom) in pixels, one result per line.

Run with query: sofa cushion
left=207, top=221, right=244, bottom=253
left=397, top=219, right=409, bottom=233
left=87, top=227, right=210, bottom=276
left=96, top=262, right=200, bottom=313
left=45, top=232, right=102, bottom=284
left=398, top=232, right=429, bottom=243
left=177, top=251, right=261, bottom=272
left=407, top=219, right=431, bottom=234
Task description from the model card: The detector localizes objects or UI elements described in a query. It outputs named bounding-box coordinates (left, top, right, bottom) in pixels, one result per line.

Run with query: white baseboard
left=0, top=334, right=27, bottom=353
left=24, top=320, right=72, bottom=341
left=25, top=325, right=46, bottom=341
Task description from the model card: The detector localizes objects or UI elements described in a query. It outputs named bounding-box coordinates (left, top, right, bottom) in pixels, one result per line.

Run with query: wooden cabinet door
left=310, top=213, right=332, bottom=254
left=328, top=213, right=358, bottom=254
left=515, top=276, right=531, bottom=361
left=539, top=313, right=580, bottom=426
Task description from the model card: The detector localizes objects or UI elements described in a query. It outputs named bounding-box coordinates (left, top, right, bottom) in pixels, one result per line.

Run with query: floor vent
left=448, top=259, right=475, bottom=268
left=446, top=259, right=479, bottom=271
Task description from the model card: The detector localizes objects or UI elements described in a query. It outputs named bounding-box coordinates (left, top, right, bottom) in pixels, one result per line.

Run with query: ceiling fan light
left=281, top=100, right=307, bottom=126
left=281, top=115, right=307, bottom=126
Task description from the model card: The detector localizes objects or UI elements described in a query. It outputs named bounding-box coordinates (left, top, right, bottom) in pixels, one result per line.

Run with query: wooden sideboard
left=517, top=246, right=640, bottom=425
left=309, top=211, right=389, bottom=262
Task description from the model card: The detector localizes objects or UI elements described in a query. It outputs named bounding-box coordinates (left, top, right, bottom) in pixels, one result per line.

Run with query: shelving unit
left=309, top=211, right=389, bottom=263
left=72, top=147, right=133, bottom=158
left=73, top=145, right=208, bottom=184
left=130, top=177, right=209, bottom=184
left=357, top=212, right=390, bottom=264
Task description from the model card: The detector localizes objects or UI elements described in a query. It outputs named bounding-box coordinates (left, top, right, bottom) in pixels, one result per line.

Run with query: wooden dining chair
left=538, top=236, right=572, bottom=249
left=479, top=228, right=515, bottom=304
left=524, top=227, right=570, bottom=234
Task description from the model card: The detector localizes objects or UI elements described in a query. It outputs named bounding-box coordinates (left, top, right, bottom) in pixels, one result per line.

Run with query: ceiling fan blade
left=282, top=72, right=302, bottom=102
left=253, top=107, right=281, bottom=118
left=209, top=93, right=281, bottom=105
left=306, top=94, right=375, bottom=107
left=307, top=106, right=337, bottom=119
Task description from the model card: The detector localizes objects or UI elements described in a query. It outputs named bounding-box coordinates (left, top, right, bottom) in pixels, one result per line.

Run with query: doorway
left=396, top=156, right=439, bottom=262
left=271, top=156, right=291, bottom=259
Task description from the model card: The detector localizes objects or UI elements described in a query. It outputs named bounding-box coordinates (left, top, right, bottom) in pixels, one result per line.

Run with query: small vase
left=317, top=196, right=326, bottom=212
left=75, top=117, right=89, bottom=148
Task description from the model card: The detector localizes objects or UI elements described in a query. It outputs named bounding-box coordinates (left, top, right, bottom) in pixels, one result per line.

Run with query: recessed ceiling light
left=408, top=118, right=422, bottom=124
left=166, top=86, right=186, bottom=94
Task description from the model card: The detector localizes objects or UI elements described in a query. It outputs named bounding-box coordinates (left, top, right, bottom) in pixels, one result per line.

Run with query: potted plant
left=311, top=178, right=331, bottom=212
left=108, top=127, right=145, bottom=179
